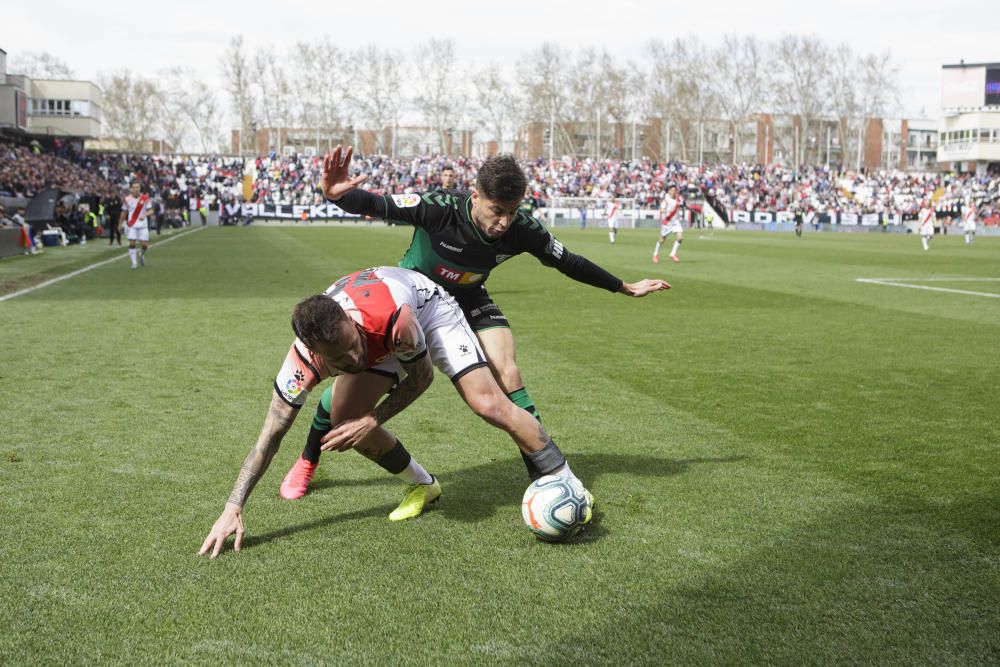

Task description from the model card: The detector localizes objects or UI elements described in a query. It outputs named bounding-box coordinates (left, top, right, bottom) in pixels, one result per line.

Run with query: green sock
left=507, top=387, right=541, bottom=421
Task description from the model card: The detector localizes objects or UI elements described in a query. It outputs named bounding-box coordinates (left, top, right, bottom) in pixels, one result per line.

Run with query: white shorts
left=370, top=289, right=487, bottom=383
left=920, top=227, right=933, bottom=238
left=660, top=222, right=683, bottom=236
left=963, top=222, right=976, bottom=232
left=126, top=225, right=149, bottom=242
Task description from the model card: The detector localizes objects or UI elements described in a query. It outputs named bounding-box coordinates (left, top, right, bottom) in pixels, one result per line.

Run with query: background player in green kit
left=279, top=145, right=669, bottom=499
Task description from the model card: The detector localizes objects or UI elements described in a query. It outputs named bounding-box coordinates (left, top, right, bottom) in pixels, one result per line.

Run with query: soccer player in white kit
left=606, top=199, right=621, bottom=244
left=199, top=265, right=593, bottom=557
left=917, top=201, right=935, bottom=251
left=654, top=184, right=683, bottom=263
left=962, top=199, right=977, bottom=244
left=119, top=182, right=152, bottom=268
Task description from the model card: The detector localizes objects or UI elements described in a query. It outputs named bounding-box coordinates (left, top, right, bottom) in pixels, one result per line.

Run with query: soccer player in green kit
left=280, top=146, right=669, bottom=500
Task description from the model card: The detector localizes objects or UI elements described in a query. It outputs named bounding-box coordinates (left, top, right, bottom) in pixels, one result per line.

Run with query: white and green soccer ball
left=521, top=474, right=590, bottom=542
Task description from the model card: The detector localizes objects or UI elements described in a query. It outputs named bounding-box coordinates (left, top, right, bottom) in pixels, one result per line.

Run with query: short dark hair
left=291, top=294, right=349, bottom=349
left=476, top=154, right=527, bottom=202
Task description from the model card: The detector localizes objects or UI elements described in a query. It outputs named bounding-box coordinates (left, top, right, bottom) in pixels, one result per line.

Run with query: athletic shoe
left=669, top=254, right=679, bottom=263
left=279, top=455, right=318, bottom=500
left=139, top=253, right=145, bottom=266
left=582, top=488, right=596, bottom=525
left=388, top=476, right=441, bottom=521
left=130, top=264, right=138, bottom=270
left=652, top=254, right=659, bottom=264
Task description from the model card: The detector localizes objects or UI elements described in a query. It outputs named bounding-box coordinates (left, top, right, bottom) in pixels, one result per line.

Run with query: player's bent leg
left=281, top=371, right=395, bottom=500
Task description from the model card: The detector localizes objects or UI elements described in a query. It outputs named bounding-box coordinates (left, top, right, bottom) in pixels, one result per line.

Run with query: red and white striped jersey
left=660, top=196, right=680, bottom=224
left=124, top=194, right=152, bottom=229
left=274, top=267, right=442, bottom=407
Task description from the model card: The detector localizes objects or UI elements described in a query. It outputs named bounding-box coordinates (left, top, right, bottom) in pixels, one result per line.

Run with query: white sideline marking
left=856, top=277, right=1000, bottom=299
left=0, top=227, right=203, bottom=303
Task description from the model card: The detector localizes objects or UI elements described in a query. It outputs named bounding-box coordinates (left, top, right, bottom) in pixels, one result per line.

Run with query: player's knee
left=467, top=392, right=513, bottom=429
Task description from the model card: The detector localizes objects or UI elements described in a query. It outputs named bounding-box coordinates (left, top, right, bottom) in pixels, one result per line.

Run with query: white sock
left=397, top=458, right=432, bottom=485
left=608, top=231, right=614, bottom=243
left=671, top=240, right=681, bottom=256
left=654, top=241, right=662, bottom=256
left=129, top=248, right=137, bottom=265
left=552, top=462, right=580, bottom=484
left=921, top=237, right=929, bottom=250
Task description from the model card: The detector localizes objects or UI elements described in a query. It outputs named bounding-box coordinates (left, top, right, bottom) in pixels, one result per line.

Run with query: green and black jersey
left=332, top=188, right=624, bottom=328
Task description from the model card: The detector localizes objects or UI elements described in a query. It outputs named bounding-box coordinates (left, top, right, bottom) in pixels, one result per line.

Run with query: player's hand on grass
left=198, top=503, right=245, bottom=559
left=320, top=414, right=378, bottom=452
left=620, top=279, right=671, bottom=297
left=321, top=145, right=368, bottom=202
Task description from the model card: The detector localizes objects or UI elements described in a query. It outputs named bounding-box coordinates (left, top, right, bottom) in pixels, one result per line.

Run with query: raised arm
left=198, top=392, right=300, bottom=558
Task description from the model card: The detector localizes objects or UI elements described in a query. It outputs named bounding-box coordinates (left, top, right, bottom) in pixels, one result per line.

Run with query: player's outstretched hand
left=198, top=503, right=245, bottom=559
left=321, top=145, right=368, bottom=202
left=620, top=279, right=671, bottom=297
left=320, top=414, right=378, bottom=452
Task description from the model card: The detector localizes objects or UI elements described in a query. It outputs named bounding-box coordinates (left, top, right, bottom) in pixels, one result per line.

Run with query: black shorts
left=450, top=286, right=510, bottom=331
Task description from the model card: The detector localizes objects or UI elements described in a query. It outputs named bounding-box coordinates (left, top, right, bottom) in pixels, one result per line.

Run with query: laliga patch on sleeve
left=391, top=194, right=421, bottom=208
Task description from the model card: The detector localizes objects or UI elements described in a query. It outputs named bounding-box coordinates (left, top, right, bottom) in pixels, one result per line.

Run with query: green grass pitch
left=1, top=225, right=998, bottom=664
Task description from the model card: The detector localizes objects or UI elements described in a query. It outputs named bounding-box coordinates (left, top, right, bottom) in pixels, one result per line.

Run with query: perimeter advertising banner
left=227, top=202, right=361, bottom=220
left=729, top=210, right=903, bottom=226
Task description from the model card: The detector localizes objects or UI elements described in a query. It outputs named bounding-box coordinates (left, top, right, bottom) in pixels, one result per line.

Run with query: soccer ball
left=521, top=474, right=590, bottom=542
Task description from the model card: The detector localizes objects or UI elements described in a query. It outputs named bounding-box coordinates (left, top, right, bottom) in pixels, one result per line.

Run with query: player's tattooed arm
left=373, top=355, right=434, bottom=427
left=226, top=393, right=299, bottom=507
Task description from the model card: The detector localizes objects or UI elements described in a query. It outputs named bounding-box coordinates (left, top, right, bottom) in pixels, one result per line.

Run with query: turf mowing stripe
left=856, top=278, right=1000, bottom=299
left=0, top=227, right=204, bottom=303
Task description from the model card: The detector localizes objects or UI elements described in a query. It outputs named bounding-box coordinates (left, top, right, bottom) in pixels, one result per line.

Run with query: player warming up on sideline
left=199, top=266, right=594, bottom=558
left=278, top=147, right=669, bottom=500
left=120, top=181, right=152, bottom=269
left=654, top=184, right=683, bottom=263
left=918, top=201, right=935, bottom=251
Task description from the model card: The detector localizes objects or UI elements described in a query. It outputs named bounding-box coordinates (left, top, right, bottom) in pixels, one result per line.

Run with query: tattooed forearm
left=225, top=393, right=299, bottom=507
left=373, top=357, right=433, bottom=426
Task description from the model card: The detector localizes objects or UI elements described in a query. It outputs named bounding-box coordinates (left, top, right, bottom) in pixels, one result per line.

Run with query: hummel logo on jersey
left=496, top=254, right=512, bottom=263
left=545, top=237, right=564, bottom=259
left=439, top=241, right=463, bottom=253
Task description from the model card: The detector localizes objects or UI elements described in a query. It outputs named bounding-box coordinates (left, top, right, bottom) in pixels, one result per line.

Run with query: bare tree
left=601, top=52, right=644, bottom=160
left=412, top=39, right=465, bottom=154
left=771, top=34, right=830, bottom=166
left=646, top=38, right=717, bottom=162
left=290, top=37, right=348, bottom=151
left=516, top=43, right=572, bottom=157
left=159, top=67, right=222, bottom=154
left=220, top=35, right=257, bottom=156
left=469, top=63, right=521, bottom=153
left=8, top=50, right=75, bottom=79
left=98, top=70, right=162, bottom=153
left=710, top=35, right=767, bottom=162
left=347, top=44, right=404, bottom=154
left=253, top=46, right=294, bottom=153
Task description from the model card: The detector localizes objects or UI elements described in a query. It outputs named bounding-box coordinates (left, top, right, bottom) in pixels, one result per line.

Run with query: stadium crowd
left=3, top=139, right=998, bottom=235
left=250, top=152, right=999, bottom=221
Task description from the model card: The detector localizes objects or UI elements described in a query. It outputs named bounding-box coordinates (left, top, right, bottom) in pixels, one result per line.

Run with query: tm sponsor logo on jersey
left=439, top=241, right=463, bottom=253
left=433, top=264, right=484, bottom=285
left=391, top=194, right=421, bottom=208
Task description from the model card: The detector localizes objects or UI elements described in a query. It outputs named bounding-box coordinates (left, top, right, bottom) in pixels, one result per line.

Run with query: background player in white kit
left=119, top=182, right=152, bottom=268
left=654, top=184, right=683, bottom=263
left=606, top=199, right=621, bottom=244
left=917, top=200, right=935, bottom=251
left=199, top=265, right=593, bottom=557
left=962, top=199, right=977, bottom=244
